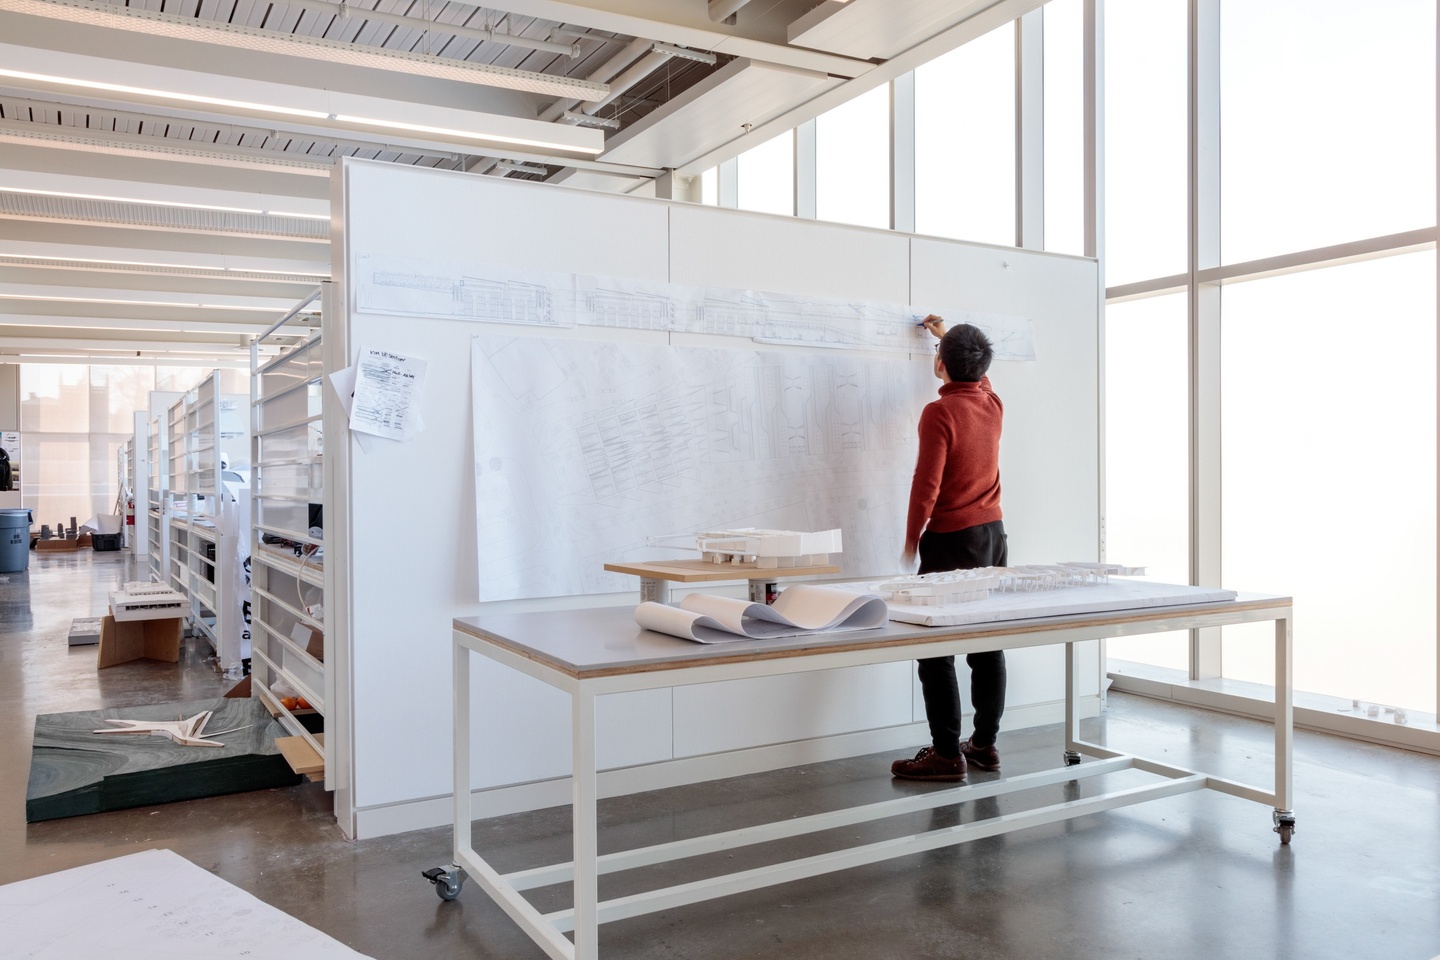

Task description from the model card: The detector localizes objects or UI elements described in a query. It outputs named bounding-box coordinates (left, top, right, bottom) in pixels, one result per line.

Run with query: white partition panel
left=668, top=204, right=912, bottom=303
left=334, top=159, right=1100, bottom=838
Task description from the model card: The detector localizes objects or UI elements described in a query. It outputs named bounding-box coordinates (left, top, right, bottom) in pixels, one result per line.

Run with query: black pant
left=916, top=520, right=1008, bottom=756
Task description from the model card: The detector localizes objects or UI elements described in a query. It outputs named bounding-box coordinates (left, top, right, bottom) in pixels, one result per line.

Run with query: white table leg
left=454, top=638, right=472, bottom=857
left=572, top=686, right=600, bottom=959
left=1063, top=641, right=1083, bottom=764
left=1273, top=612, right=1295, bottom=840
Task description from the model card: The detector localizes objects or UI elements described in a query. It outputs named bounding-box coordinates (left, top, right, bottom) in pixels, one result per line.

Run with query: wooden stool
left=96, top=615, right=183, bottom=668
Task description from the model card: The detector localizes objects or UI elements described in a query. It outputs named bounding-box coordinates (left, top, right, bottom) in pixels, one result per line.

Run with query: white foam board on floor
left=0, top=848, right=374, bottom=959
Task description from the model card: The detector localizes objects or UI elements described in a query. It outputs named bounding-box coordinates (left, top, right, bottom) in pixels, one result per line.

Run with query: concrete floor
left=3, top=550, right=1439, bottom=959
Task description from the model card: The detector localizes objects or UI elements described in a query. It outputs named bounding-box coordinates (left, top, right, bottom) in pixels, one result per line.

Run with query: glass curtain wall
left=736, top=133, right=794, bottom=216
left=1100, top=0, right=1439, bottom=723
left=815, top=84, right=890, bottom=228
left=18, top=364, right=209, bottom=528
left=914, top=22, right=1016, bottom=246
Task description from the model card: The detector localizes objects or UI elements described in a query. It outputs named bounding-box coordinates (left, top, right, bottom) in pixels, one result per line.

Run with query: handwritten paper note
left=349, top=347, right=426, bottom=441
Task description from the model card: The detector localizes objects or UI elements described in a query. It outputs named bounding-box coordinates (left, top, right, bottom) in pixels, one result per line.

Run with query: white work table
left=438, top=584, right=1295, bottom=960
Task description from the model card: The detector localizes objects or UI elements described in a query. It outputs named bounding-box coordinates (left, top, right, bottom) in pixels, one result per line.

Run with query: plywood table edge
left=454, top=594, right=1292, bottom=683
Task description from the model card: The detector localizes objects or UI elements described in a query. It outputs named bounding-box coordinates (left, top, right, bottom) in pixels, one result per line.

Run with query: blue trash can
left=0, top=509, right=33, bottom=573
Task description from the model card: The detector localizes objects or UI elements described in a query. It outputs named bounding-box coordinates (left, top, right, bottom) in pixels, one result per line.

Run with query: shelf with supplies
left=249, top=287, right=329, bottom=784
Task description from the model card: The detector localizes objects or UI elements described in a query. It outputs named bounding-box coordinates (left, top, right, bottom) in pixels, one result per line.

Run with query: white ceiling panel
left=599, top=58, right=839, bottom=170
left=788, top=0, right=994, bottom=61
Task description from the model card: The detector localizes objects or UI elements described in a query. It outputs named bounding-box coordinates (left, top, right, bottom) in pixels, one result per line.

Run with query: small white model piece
left=879, top=562, right=1146, bottom=606
left=109, top=582, right=188, bottom=622
left=695, top=527, right=843, bottom=569
left=881, top=569, right=1004, bottom=606
left=1058, top=561, right=1147, bottom=579
left=92, top=710, right=229, bottom=748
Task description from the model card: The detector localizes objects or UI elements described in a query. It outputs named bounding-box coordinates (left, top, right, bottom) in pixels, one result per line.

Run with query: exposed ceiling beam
left=0, top=0, right=608, bottom=100
left=676, top=0, right=1045, bottom=175
left=483, top=0, right=876, bottom=77
left=0, top=239, right=328, bottom=281
left=0, top=118, right=336, bottom=178
left=0, top=42, right=606, bottom=158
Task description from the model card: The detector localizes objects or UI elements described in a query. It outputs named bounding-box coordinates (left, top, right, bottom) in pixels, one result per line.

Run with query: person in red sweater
left=891, top=315, right=1007, bottom=782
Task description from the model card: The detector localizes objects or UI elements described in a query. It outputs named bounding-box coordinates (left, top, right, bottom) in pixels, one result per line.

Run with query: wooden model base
left=96, top=614, right=183, bottom=668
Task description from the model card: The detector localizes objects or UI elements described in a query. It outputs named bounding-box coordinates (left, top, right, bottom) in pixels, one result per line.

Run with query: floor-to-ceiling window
left=914, top=20, right=1016, bottom=245
left=815, top=84, right=891, bottom=229
left=1101, top=0, right=1439, bottom=729
left=18, top=364, right=209, bottom=527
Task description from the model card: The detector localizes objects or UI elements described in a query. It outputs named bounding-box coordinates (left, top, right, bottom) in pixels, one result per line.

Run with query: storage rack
left=249, top=288, right=328, bottom=783
left=146, top=412, right=169, bottom=584
left=166, top=372, right=251, bottom=676
left=117, top=436, right=132, bottom=550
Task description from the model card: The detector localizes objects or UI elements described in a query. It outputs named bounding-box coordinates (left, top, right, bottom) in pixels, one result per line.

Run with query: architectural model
left=694, top=527, right=843, bottom=568
left=92, top=710, right=229, bottom=748
left=109, top=582, right=188, bottom=621
left=879, top=562, right=1147, bottom=606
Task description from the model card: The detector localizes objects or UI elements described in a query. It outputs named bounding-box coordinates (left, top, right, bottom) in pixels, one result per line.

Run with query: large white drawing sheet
left=0, top=848, right=373, bottom=959
left=636, top=584, right=888, bottom=643
left=472, top=334, right=934, bottom=601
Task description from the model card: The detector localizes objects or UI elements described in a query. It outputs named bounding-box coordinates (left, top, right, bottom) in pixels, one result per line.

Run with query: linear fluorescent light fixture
left=333, top=114, right=602, bottom=154
left=0, top=293, right=280, bottom=310
left=561, top=110, right=620, bottom=130
left=0, top=66, right=604, bottom=155
left=10, top=254, right=331, bottom=277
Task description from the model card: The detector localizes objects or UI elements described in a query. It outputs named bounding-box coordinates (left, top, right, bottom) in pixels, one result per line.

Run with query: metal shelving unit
left=146, top=412, right=168, bottom=583
left=164, top=373, right=251, bottom=676
left=249, top=288, right=327, bottom=783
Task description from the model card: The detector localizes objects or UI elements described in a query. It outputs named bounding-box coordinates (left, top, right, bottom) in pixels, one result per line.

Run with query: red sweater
left=905, top=377, right=1003, bottom=554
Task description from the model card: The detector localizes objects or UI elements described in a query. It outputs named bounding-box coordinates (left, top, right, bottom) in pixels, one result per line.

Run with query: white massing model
left=695, top=527, right=843, bottom=569
left=110, top=581, right=189, bottom=621
left=880, top=562, right=1147, bottom=606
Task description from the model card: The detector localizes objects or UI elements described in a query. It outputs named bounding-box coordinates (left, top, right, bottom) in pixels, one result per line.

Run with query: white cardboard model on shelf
left=692, top=527, right=843, bottom=569
left=879, top=562, right=1146, bottom=606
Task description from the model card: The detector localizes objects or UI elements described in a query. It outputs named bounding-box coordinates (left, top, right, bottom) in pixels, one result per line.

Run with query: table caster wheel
left=1272, top=810, right=1297, bottom=845
left=1063, top=751, right=1082, bottom=766
left=422, top=865, right=466, bottom=901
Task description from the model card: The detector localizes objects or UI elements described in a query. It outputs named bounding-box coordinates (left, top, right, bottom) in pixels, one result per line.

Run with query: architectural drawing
left=357, top=254, right=1038, bottom=360
left=471, top=334, right=933, bottom=600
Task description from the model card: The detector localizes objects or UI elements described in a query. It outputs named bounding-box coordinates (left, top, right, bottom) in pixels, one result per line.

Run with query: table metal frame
left=441, top=594, right=1293, bottom=960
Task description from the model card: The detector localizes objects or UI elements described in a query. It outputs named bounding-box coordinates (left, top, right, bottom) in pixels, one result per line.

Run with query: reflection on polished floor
left=2, top=551, right=1438, bottom=960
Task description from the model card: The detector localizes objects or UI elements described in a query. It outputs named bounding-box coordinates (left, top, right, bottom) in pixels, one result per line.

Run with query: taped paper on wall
left=358, top=254, right=1038, bottom=361
left=329, top=349, right=428, bottom=451
left=471, top=334, right=934, bottom=601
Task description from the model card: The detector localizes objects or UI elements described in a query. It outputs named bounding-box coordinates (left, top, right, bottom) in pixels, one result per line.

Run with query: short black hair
left=938, top=323, right=993, bottom=382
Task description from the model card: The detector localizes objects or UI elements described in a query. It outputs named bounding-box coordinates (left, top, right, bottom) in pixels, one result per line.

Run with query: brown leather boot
left=890, top=746, right=966, bottom=781
left=959, top=738, right=1000, bottom=772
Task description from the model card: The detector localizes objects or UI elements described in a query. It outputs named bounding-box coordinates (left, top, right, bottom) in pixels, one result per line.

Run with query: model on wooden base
left=92, top=710, right=230, bottom=747
left=691, top=527, right=843, bottom=568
